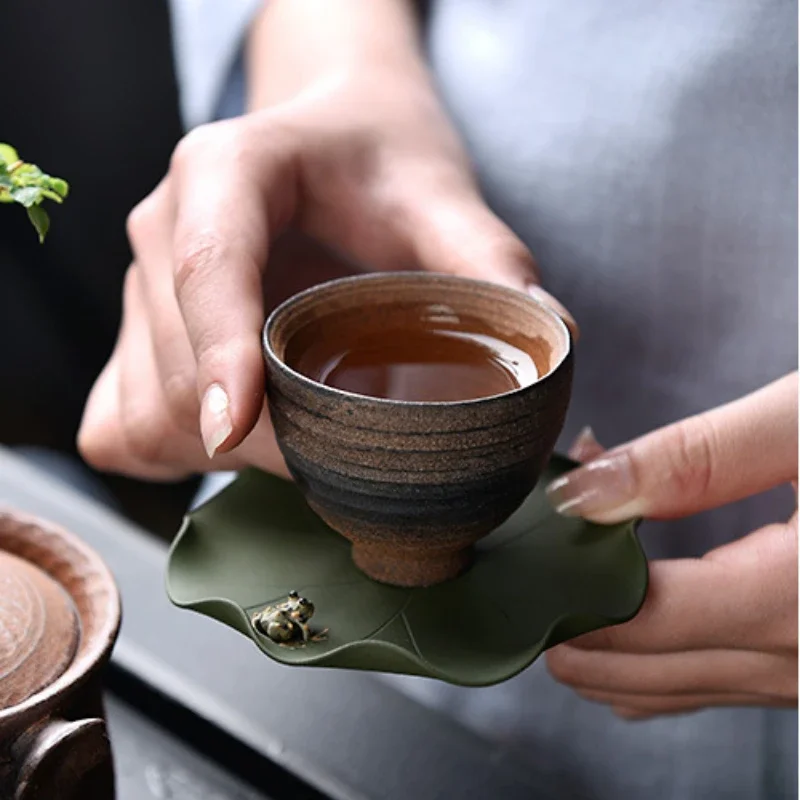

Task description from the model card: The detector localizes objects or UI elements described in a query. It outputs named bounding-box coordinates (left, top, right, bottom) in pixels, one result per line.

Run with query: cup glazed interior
left=270, top=274, right=568, bottom=400
left=264, top=272, right=573, bottom=587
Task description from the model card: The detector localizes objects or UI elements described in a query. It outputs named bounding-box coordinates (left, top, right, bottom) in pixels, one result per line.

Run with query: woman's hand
left=78, top=0, right=573, bottom=481
left=545, top=373, right=798, bottom=719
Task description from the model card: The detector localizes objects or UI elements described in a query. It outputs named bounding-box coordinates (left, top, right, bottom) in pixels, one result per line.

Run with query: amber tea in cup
left=264, top=272, right=573, bottom=587
left=284, top=308, right=543, bottom=403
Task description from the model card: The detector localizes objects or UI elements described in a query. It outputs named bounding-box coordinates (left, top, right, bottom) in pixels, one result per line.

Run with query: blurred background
left=0, top=0, right=194, bottom=534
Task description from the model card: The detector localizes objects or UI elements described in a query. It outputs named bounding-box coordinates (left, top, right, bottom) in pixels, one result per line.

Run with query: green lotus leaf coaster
left=167, top=454, right=648, bottom=687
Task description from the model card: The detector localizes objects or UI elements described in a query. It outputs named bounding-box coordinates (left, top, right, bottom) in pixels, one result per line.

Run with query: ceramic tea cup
left=263, top=272, right=573, bottom=587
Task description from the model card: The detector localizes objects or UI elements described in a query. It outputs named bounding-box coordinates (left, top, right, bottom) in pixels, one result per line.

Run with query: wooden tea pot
left=0, top=509, right=120, bottom=800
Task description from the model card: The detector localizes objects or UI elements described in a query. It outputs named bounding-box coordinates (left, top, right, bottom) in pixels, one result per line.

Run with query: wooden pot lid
left=0, top=551, right=80, bottom=711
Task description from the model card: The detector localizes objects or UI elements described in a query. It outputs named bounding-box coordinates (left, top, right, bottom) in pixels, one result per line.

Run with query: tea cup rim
left=263, top=271, right=572, bottom=408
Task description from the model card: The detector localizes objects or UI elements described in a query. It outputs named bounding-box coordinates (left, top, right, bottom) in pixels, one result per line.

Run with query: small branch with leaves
left=0, top=143, right=69, bottom=242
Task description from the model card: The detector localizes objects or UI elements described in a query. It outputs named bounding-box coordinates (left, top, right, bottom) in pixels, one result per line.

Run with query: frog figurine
left=255, top=608, right=299, bottom=645
left=252, top=591, right=328, bottom=647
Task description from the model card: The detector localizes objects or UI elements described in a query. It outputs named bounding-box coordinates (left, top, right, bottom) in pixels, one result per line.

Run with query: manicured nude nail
left=526, top=284, right=579, bottom=341
left=568, top=426, right=604, bottom=462
left=545, top=449, right=645, bottom=522
left=200, top=384, right=233, bottom=459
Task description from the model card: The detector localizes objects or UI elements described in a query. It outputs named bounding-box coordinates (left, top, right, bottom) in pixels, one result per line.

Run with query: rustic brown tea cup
left=263, top=272, right=573, bottom=587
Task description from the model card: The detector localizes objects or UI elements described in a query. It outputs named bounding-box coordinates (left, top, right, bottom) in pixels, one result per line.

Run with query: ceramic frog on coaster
left=251, top=591, right=328, bottom=647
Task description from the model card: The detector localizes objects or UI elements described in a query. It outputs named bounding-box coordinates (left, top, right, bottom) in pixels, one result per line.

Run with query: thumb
left=407, top=187, right=578, bottom=339
left=547, top=373, right=798, bottom=523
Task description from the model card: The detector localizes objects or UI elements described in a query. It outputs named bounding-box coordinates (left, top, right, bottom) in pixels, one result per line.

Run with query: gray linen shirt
left=172, top=1, right=798, bottom=796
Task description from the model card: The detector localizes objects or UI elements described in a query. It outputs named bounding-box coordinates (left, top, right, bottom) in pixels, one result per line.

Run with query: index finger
left=548, top=373, right=797, bottom=523
left=170, top=121, right=297, bottom=457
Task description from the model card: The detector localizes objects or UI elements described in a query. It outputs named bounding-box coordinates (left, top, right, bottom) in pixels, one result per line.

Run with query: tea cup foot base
left=351, top=542, right=474, bottom=587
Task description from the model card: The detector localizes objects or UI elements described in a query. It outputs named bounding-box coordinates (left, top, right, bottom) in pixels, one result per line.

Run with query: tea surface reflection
left=288, top=312, right=539, bottom=402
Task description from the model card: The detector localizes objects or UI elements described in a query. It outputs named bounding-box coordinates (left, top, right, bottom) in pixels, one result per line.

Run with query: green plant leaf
left=46, top=177, right=69, bottom=198
left=0, top=144, right=19, bottom=165
left=39, top=189, right=64, bottom=203
left=0, top=142, right=68, bottom=241
left=11, top=186, right=41, bottom=207
left=167, top=455, right=648, bottom=686
left=12, top=163, right=43, bottom=180
left=26, top=205, right=50, bottom=243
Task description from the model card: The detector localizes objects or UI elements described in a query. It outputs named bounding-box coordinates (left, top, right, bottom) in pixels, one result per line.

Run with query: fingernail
left=568, top=426, right=604, bottom=462
left=200, top=384, right=233, bottom=459
left=526, top=284, right=580, bottom=341
left=545, top=449, right=645, bottom=522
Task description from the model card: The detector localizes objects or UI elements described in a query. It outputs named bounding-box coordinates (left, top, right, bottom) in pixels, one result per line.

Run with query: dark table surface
left=108, top=695, right=272, bottom=800
left=0, top=447, right=541, bottom=800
